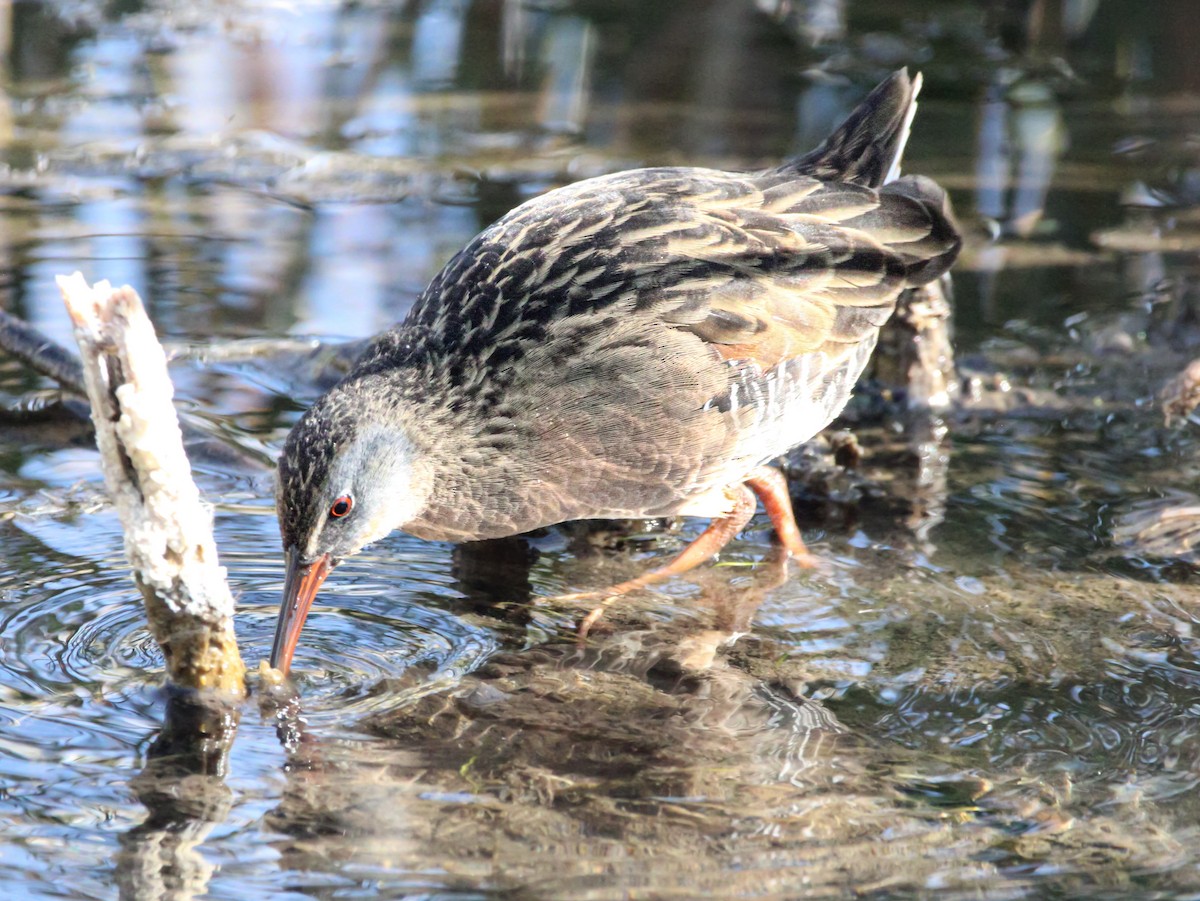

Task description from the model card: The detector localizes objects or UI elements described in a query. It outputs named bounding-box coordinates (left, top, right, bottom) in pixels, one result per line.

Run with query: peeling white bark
left=57, top=272, right=245, bottom=696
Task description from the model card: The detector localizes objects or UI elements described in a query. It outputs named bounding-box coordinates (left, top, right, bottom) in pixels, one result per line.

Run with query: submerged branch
left=0, top=306, right=87, bottom=393
left=0, top=305, right=275, bottom=472
left=874, top=275, right=959, bottom=411
left=1161, top=358, right=1200, bottom=426
left=57, top=272, right=246, bottom=697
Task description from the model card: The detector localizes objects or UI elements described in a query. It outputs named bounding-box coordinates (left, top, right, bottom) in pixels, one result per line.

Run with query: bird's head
left=270, top=384, right=431, bottom=673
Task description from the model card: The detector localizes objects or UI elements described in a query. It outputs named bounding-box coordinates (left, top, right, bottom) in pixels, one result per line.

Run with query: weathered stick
left=57, top=272, right=245, bottom=696
left=873, top=275, right=959, bottom=411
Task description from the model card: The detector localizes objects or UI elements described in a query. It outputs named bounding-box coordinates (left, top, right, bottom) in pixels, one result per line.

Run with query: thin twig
left=0, top=306, right=274, bottom=471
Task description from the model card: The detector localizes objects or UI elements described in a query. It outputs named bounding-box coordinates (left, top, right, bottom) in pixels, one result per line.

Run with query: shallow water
left=5, top=0, right=1200, bottom=898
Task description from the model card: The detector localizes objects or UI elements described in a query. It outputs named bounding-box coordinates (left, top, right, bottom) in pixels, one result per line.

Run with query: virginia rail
left=270, top=69, right=960, bottom=673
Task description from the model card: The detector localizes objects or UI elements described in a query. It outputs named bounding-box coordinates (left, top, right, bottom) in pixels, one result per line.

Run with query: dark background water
left=5, top=1, right=1200, bottom=898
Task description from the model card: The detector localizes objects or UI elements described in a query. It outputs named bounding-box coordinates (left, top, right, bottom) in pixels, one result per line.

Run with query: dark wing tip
left=781, top=68, right=921, bottom=190
left=882, top=173, right=963, bottom=285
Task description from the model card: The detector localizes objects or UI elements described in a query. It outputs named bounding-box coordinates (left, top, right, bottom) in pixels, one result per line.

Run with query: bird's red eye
left=329, top=495, right=354, bottom=518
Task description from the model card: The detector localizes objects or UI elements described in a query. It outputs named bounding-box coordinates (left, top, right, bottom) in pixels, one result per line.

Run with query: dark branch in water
left=0, top=306, right=87, bottom=394
left=0, top=305, right=275, bottom=471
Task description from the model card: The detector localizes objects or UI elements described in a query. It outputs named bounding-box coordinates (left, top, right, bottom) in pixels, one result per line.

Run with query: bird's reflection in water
left=448, top=534, right=540, bottom=627
left=260, top=546, right=852, bottom=893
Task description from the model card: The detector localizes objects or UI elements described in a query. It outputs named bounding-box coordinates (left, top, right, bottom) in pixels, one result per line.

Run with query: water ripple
left=870, top=672, right=1200, bottom=806
left=0, top=546, right=156, bottom=698
left=197, top=519, right=501, bottom=725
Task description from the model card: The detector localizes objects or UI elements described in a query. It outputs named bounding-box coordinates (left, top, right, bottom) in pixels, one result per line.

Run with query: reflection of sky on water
left=413, top=0, right=469, bottom=87
left=10, top=0, right=1198, bottom=364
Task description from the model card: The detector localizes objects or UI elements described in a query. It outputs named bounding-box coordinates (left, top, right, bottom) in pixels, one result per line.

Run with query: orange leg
left=571, top=466, right=813, bottom=636
left=576, top=484, right=756, bottom=636
left=745, top=466, right=818, bottom=567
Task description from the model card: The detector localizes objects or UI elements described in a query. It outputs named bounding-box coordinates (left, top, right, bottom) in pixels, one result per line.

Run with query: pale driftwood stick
left=163, top=336, right=325, bottom=363
left=57, top=272, right=245, bottom=696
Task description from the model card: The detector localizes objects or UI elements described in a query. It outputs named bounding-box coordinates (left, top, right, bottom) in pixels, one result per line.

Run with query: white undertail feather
left=883, top=71, right=921, bottom=186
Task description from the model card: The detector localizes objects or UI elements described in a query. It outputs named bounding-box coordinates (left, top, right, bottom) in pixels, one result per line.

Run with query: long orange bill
left=269, top=549, right=333, bottom=674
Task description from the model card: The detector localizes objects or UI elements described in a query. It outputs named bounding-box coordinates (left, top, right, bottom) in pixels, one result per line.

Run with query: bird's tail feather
left=781, top=69, right=921, bottom=189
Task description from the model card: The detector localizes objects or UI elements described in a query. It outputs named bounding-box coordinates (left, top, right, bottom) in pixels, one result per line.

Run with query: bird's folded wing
left=636, top=172, right=961, bottom=373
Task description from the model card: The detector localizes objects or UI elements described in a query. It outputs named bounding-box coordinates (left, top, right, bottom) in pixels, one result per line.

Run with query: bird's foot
left=549, top=546, right=822, bottom=639
left=789, top=550, right=822, bottom=570
left=578, top=595, right=624, bottom=639
left=543, top=587, right=617, bottom=605
left=540, top=581, right=653, bottom=639
left=550, top=469, right=826, bottom=637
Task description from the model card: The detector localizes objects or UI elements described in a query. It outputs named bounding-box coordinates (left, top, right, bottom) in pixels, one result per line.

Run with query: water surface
left=4, top=1, right=1200, bottom=898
